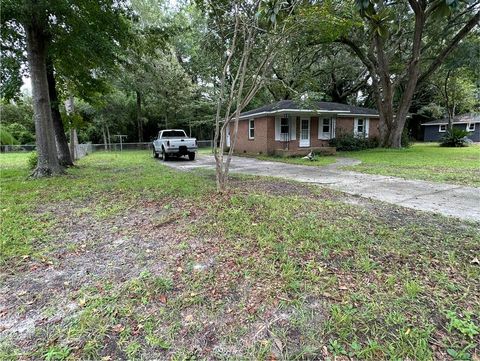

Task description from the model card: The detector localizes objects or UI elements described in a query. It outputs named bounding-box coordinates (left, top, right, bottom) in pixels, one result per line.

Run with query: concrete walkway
left=162, top=155, right=480, bottom=222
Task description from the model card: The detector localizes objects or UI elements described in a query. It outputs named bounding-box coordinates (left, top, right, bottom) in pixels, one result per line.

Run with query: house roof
left=422, top=113, right=480, bottom=126
left=239, top=99, right=379, bottom=119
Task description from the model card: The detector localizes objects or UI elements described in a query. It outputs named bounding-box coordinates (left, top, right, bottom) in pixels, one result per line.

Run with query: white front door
left=300, top=118, right=310, bottom=147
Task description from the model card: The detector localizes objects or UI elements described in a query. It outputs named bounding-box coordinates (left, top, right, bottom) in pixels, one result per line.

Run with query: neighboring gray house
left=422, top=113, right=480, bottom=142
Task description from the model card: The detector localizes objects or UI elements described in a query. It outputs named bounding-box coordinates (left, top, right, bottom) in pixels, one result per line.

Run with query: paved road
left=161, top=155, right=480, bottom=222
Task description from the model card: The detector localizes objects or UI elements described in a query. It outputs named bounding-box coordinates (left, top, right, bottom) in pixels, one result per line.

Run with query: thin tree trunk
left=65, top=96, right=76, bottom=159
left=102, top=125, right=108, bottom=150
left=46, top=59, right=74, bottom=166
left=136, top=90, right=143, bottom=142
left=385, top=2, right=426, bottom=148
left=25, top=22, right=63, bottom=177
left=106, top=124, right=111, bottom=150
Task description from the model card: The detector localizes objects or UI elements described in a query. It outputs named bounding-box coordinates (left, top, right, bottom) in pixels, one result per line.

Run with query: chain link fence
left=1, top=140, right=213, bottom=154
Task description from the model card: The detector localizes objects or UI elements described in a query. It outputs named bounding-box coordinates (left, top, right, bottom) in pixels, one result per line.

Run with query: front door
left=300, top=118, right=310, bottom=147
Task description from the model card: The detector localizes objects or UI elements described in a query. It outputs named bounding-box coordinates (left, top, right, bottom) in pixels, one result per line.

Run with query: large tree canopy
left=1, top=0, right=478, bottom=176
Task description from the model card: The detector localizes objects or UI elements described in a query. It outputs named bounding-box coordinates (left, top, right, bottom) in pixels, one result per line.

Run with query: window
left=248, top=119, right=255, bottom=139
left=467, top=123, right=475, bottom=132
left=356, top=119, right=364, bottom=134
left=354, top=118, right=369, bottom=137
left=439, top=124, right=447, bottom=132
left=280, top=118, right=289, bottom=135
left=319, top=118, right=334, bottom=139
left=322, top=119, right=330, bottom=133
left=161, top=130, right=187, bottom=138
left=275, top=116, right=295, bottom=141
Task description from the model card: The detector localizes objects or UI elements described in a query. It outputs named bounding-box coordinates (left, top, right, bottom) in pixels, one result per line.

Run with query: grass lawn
left=1, top=151, right=479, bottom=360
left=340, top=143, right=480, bottom=187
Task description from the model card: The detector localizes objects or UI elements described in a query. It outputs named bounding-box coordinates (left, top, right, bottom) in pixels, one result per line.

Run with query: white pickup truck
left=152, top=129, right=197, bottom=161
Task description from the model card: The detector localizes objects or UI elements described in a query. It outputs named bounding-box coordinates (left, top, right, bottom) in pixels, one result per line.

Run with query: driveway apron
left=161, top=155, right=480, bottom=222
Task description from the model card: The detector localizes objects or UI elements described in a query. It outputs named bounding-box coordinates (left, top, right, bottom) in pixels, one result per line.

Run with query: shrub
left=329, top=133, right=378, bottom=151
left=0, top=128, right=19, bottom=145
left=27, top=152, right=38, bottom=170
left=401, top=128, right=412, bottom=148
left=440, top=128, right=470, bottom=147
left=4, top=122, right=35, bottom=144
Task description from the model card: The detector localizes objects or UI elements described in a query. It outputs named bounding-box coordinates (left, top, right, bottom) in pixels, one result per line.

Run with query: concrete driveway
left=161, top=154, right=480, bottom=222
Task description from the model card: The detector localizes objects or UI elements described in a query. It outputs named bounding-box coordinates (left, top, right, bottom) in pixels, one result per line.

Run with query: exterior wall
left=232, top=116, right=271, bottom=154
left=232, top=115, right=382, bottom=155
left=267, top=116, right=330, bottom=154
left=336, top=117, right=380, bottom=138
left=424, top=123, right=480, bottom=142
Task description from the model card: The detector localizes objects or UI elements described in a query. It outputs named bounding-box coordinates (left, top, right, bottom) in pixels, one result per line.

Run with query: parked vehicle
left=152, top=129, right=197, bottom=161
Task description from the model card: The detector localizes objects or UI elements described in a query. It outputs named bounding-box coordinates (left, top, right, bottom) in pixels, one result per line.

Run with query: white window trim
left=280, top=117, right=289, bottom=136
left=275, top=116, right=296, bottom=141
left=354, top=118, right=369, bottom=138
left=248, top=119, right=255, bottom=139
left=439, top=124, right=447, bottom=133
left=318, top=117, right=335, bottom=140
left=467, top=123, right=475, bottom=132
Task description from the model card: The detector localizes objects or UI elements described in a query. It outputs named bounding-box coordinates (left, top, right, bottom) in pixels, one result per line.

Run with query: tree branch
left=418, top=10, right=479, bottom=86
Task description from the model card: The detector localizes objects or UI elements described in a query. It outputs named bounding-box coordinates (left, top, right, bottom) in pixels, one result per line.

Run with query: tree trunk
left=136, top=90, right=143, bottom=142
left=65, top=96, right=76, bottom=159
left=102, top=125, right=108, bottom=150
left=46, top=59, right=74, bottom=166
left=25, top=22, right=63, bottom=177
left=106, top=124, right=111, bottom=150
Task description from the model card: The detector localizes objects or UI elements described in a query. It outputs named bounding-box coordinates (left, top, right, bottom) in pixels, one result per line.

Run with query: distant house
left=422, top=113, right=480, bottom=142
left=228, top=100, right=379, bottom=156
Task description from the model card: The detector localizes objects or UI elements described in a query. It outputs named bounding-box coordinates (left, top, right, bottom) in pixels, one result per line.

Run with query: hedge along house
left=227, top=100, right=379, bottom=156
left=422, top=113, right=480, bottom=142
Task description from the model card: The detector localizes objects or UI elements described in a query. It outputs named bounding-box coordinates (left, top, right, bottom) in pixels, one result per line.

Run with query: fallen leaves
left=112, top=323, right=125, bottom=333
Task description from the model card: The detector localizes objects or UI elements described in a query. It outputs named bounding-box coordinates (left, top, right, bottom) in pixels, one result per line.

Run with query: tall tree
left=202, top=0, right=299, bottom=191
left=1, top=0, right=130, bottom=176
left=46, top=59, right=73, bottom=166
left=24, top=2, right=63, bottom=176
left=333, top=0, right=479, bottom=147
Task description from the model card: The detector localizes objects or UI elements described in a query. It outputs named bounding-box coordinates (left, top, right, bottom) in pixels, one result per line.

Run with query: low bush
left=401, top=128, right=412, bottom=148
left=27, top=151, right=38, bottom=170
left=329, top=133, right=378, bottom=151
left=440, top=128, right=470, bottom=147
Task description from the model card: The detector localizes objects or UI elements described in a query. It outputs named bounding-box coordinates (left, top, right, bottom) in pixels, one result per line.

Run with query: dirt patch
left=0, top=199, right=187, bottom=350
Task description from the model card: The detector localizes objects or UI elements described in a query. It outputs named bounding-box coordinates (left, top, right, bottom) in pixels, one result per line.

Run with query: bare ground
left=1, top=178, right=479, bottom=360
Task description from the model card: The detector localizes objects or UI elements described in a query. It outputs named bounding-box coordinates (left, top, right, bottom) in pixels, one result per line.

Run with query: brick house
left=228, top=100, right=379, bottom=155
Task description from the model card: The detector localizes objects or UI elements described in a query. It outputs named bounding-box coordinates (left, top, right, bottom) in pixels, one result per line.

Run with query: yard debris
left=112, top=324, right=125, bottom=333
left=470, top=257, right=480, bottom=265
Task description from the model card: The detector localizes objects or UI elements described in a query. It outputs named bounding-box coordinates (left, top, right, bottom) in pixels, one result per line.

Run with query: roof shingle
left=422, top=113, right=480, bottom=125
left=240, top=99, right=378, bottom=117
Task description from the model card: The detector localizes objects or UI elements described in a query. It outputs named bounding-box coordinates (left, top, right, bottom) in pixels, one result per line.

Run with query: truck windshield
left=162, top=131, right=187, bottom=138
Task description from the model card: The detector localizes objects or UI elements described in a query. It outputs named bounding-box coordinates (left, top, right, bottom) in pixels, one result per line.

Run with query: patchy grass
left=0, top=151, right=212, bottom=261
left=1, top=150, right=479, bottom=360
left=341, top=143, right=480, bottom=187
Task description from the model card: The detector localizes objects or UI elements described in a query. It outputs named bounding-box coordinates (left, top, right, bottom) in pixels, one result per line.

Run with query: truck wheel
left=188, top=152, right=195, bottom=161
left=153, top=147, right=159, bottom=158
left=162, top=149, right=169, bottom=161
